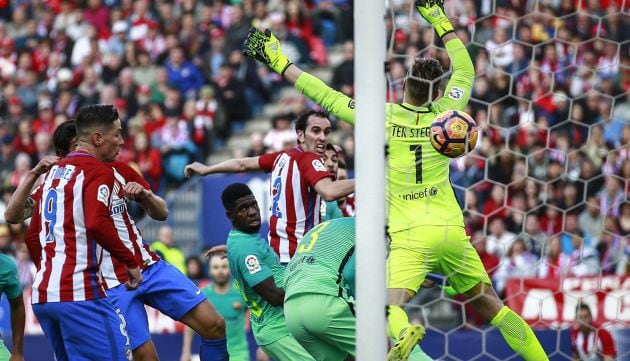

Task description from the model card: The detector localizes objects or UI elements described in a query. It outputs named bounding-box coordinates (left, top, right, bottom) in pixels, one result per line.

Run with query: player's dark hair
left=406, top=58, right=444, bottom=105
left=52, top=121, right=77, bottom=157
left=295, top=110, right=329, bottom=135
left=221, top=183, right=254, bottom=211
left=325, top=143, right=336, bottom=152
left=75, top=104, right=119, bottom=139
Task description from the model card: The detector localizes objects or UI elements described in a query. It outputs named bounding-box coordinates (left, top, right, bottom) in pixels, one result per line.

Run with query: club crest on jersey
left=245, top=255, right=262, bottom=274
left=448, top=86, right=464, bottom=100
left=97, top=184, right=110, bottom=206
left=312, top=160, right=326, bottom=172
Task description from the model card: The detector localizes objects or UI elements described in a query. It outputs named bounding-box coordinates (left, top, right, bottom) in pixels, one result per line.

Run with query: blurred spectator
left=0, top=224, right=11, bottom=255
left=132, top=51, right=157, bottom=86
left=567, top=232, right=600, bottom=276
left=263, top=113, right=296, bottom=152
left=486, top=217, right=517, bottom=257
left=185, top=256, right=208, bottom=286
left=571, top=304, right=616, bottom=361
left=471, top=231, right=500, bottom=279
left=227, top=48, right=269, bottom=116
left=166, top=46, right=204, bottom=100
left=332, top=40, right=354, bottom=92
left=154, top=114, right=196, bottom=187
left=578, top=196, right=604, bottom=243
left=6, top=153, right=31, bottom=190
left=151, top=226, right=186, bottom=274
left=485, top=27, right=514, bottom=68
left=599, top=176, right=624, bottom=217
left=132, top=131, right=162, bottom=193
left=193, top=85, right=227, bottom=155
left=538, top=235, right=570, bottom=279
left=213, top=63, right=249, bottom=131
left=494, top=238, right=537, bottom=294
left=15, top=243, right=35, bottom=288
left=560, top=213, right=583, bottom=254
left=618, top=203, right=630, bottom=236
left=522, top=214, right=548, bottom=258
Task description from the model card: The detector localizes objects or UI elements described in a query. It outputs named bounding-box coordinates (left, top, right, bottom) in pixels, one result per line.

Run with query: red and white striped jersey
left=259, top=146, right=332, bottom=263
left=99, top=161, right=160, bottom=289
left=31, top=151, right=138, bottom=304
left=571, top=327, right=617, bottom=360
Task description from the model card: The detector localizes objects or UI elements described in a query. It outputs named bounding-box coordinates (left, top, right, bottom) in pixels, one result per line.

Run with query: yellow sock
left=490, top=306, right=549, bottom=361
left=387, top=305, right=410, bottom=340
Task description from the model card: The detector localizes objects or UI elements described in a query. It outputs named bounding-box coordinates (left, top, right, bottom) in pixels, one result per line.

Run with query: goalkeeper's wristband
left=434, top=19, right=454, bottom=38
left=280, top=62, right=293, bottom=76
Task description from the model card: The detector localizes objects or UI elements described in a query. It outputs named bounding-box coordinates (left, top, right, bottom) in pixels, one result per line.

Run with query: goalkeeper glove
left=243, top=27, right=293, bottom=76
left=415, top=0, right=455, bottom=38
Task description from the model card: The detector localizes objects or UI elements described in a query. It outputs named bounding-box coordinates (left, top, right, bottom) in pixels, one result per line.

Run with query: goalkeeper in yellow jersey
left=243, top=1, right=548, bottom=360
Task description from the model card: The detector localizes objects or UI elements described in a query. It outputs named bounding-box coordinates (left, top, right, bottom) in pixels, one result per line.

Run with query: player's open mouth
left=316, top=144, right=325, bottom=153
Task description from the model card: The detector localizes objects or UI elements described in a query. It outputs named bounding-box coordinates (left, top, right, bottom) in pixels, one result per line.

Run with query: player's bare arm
left=9, top=293, right=25, bottom=361
left=124, top=181, right=168, bottom=221
left=184, top=157, right=261, bottom=178
left=313, top=177, right=356, bottom=202
left=4, top=155, right=59, bottom=224
left=252, top=277, right=285, bottom=307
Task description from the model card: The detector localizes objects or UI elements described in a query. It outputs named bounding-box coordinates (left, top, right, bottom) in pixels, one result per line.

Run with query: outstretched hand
left=243, top=27, right=293, bottom=75
left=184, top=162, right=208, bottom=178
left=204, top=244, right=228, bottom=259
left=415, top=0, right=454, bottom=37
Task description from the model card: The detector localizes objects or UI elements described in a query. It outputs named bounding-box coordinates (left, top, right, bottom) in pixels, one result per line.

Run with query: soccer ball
left=429, top=110, right=478, bottom=158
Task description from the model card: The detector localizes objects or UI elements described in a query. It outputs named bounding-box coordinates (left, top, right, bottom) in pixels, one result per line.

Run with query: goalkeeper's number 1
left=410, top=144, right=423, bottom=184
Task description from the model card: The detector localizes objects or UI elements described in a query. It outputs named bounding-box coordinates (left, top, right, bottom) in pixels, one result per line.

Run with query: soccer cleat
left=387, top=324, right=426, bottom=361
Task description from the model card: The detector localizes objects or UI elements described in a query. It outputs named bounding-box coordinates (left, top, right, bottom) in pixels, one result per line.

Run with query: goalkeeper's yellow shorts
left=386, top=225, right=491, bottom=294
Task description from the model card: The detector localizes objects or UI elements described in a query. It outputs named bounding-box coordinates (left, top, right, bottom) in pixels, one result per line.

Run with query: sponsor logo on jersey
left=111, top=198, right=127, bottom=216
left=245, top=255, right=262, bottom=274
left=97, top=185, right=110, bottom=206
left=312, top=160, right=327, bottom=172
left=448, top=86, right=465, bottom=100
left=399, top=186, right=439, bottom=201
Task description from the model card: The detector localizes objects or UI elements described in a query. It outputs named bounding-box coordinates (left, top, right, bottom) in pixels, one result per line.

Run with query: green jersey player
left=284, top=217, right=434, bottom=361
left=181, top=254, right=250, bottom=361
left=243, top=1, right=548, bottom=360
left=0, top=253, right=25, bottom=361
left=221, top=183, right=314, bottom=361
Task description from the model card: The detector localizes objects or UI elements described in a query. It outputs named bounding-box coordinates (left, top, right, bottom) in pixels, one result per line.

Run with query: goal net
left=378, top=0, right=630, bottom=359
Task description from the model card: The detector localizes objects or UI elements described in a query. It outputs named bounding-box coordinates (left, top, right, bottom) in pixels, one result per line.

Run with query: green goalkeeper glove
left=415, top=0, right=455, bottom=38
left=243, top=27, right=293, bottom=75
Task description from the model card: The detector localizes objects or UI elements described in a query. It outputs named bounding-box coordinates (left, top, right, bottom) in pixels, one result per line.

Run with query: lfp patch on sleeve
left=97, top=184, right=110, bottom=206
left=312, top=160, right=327, bottom=172
left=448, top=86, right=465, bottom=100
left=245, top=255, right=262, bottom=274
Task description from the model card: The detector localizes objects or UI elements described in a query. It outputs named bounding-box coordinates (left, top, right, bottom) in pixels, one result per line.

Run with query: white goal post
left=354, top=0, right=388, bottom=360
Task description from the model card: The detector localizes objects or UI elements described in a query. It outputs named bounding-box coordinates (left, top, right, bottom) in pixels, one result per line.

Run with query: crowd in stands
left=0, top=0, right=628, bottom=317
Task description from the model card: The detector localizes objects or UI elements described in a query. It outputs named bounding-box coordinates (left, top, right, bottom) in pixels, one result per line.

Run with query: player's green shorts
left=260, top=333, right=315, bottom=361
left=284, top=293, right=355, bottom=361
left=387, top=225, right=491, bottom=294
left=0, top=338, right=10, bottom=361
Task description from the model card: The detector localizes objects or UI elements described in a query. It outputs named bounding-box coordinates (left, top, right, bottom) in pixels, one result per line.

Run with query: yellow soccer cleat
left=387, top=324, right=427, bottom=361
